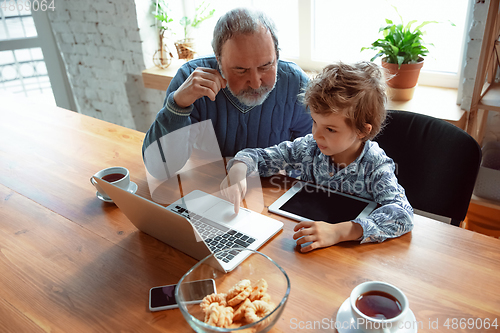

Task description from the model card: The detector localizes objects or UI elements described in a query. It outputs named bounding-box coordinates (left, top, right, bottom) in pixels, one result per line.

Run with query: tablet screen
left=279, top=184, right=371, bottom=224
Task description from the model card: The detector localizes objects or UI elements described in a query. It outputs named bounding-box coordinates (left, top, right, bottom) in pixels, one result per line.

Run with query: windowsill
left=141, top=64, right=466, bottom=129
left=141, top=59, right=186, bottom=91
left=386, top=85, right=466, bottom=130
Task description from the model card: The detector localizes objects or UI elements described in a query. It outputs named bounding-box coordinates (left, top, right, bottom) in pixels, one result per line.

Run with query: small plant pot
left=382, top=58, right=424, bottom=101
left=382, top=58, right=424, bottom=89
left=386, top=86, right=417, bottom=101
left=175, top=38, right=196, bottom=60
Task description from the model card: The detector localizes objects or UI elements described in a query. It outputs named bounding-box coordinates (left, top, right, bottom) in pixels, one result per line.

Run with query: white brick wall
left=47, top=0, right=164, bottom=132
left=461, top=0, right=500, bottom=144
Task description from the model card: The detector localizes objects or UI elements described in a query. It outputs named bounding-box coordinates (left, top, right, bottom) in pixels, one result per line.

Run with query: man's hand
left=173, top=67, right=227, bottom=108
left=220, top=162, right=248, bottom=214
left=292, top=221, right=363, bottom=253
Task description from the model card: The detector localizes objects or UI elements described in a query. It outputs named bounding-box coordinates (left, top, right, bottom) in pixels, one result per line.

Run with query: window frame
left=0, top=6, right=75, bottom=110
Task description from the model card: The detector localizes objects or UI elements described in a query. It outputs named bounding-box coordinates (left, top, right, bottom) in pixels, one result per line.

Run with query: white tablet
left=269, top=181, right=377, bottom=223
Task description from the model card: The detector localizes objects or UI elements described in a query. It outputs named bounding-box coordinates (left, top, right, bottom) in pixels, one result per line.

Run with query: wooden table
left=1, top=96, right=499, bottom=332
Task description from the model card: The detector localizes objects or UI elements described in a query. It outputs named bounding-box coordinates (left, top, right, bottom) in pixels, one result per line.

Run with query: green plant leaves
left=153, top=0, right=174, bottom=33
left=153, top=0, right=215, bottom=39
left=180, top=1, right=215, bottom=39
left=191, top=1, right=215, bottom=29
left=154, top=14, right=172, bottom=24
left=361, top=7, right=454, bottom=68
left=363, top=22, right=430, bottom=67
left=414, top=20, right=439, bottom=32
left=180, top=16, right=191, bottom=27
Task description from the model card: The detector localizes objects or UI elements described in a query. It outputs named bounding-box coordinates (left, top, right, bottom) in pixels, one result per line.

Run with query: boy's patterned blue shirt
left=228, top=134, right=414, bottom=243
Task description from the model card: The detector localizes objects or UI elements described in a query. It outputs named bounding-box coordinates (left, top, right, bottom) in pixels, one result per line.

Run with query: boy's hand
left=220, top=162, right=248, bottom=214
left=292, top=221, right=363, bottom=253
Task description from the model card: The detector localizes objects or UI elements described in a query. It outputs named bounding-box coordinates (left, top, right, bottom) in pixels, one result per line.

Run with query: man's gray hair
left=212, top=8, right=279, bottom=60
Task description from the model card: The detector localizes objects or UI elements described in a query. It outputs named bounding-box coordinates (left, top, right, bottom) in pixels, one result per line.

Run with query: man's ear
left=358, top=123, right=373, bottom=139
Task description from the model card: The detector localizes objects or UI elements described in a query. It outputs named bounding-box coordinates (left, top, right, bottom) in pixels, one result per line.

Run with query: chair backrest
left=374, top=110, right=482, bottom=225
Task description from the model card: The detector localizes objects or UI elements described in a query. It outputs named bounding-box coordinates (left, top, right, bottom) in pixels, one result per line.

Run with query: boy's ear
left=358, top=123, right=373, bottom=139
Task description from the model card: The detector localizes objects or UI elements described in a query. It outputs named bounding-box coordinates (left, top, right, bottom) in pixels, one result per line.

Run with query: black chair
left=374, top=110, right=482, bottom=226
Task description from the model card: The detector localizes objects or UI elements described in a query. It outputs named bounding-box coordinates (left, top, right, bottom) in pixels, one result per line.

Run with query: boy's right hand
left=173, top=67, right=227, bottom=108
left=220, top=162, right=248, bottom=214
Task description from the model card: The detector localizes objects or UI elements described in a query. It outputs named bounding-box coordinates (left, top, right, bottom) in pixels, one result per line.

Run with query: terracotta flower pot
left=381, top=58, right=424, bottom=89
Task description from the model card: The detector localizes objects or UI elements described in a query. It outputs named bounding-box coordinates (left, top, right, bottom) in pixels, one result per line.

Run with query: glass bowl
left=176, top=248, right=290, bottom=333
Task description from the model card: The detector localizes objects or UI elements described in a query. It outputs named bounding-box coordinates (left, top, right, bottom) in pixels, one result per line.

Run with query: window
left=0, top=48, right=52, bottom=102
left=187, top=0, right=299, bottom=59
left=0, top=2, right=55, bottom=104
left=310, top=0, right=470, bottom=88
left=0, top=0, right=75, bottom=109
left=182, top=0, right=470, bottom=88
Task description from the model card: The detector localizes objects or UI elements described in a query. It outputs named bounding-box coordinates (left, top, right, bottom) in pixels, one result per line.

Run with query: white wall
left=47, top=0, right=164, bottom=132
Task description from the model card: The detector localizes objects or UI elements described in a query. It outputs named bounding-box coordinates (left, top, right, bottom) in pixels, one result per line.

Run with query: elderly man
left=142, top=8, right=312, bottom=158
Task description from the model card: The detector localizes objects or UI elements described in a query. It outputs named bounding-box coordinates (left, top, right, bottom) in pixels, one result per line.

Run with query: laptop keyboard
left=172, top=205, right=256, bottom=263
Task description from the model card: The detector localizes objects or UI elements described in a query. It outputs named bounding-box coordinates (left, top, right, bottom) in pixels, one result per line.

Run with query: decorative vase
left=174, top=38, right=196, bottom=60
left=382, top=58, right=424, bottom=101
left=153, top=31, right=173, bottom=69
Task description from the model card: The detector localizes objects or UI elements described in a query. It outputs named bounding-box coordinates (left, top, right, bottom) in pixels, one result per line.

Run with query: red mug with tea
left=90, top=166, right=130, bottom=201
left=350, top=281, right=409, bottom=333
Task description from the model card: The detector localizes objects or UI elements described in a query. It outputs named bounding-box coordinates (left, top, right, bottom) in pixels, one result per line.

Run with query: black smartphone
left=149, top=279, right=216, bottom=311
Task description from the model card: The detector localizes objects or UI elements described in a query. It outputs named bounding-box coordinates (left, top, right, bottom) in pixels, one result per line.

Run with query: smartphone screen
left=149, top=279, right=216, bottom=311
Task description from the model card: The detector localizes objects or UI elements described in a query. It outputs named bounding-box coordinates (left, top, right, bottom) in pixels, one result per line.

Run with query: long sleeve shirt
left=228, top=134, right=414, bottom=243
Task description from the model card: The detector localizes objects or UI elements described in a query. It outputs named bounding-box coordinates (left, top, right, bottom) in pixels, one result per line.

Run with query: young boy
left=221, top=61, right=413, bottom=252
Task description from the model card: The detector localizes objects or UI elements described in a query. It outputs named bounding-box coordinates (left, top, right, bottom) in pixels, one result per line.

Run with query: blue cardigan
left=142, top=56, right=312, bottom=158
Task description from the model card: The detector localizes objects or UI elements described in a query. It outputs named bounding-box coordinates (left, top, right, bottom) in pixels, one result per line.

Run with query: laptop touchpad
left=203, top=201, right=250, bottom=225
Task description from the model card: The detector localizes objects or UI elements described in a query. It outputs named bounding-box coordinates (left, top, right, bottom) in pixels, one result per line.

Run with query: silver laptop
left=94, top=177, right=283, bottom=272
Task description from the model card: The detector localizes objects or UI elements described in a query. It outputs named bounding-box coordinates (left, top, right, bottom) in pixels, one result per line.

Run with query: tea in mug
left=102, top=173, right=126, bottom=183
left=355, top=290, right=402, bottom=320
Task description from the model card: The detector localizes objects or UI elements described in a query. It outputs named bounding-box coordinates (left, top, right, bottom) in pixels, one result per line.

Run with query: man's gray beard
left=220, top=68, right=277, bottom=107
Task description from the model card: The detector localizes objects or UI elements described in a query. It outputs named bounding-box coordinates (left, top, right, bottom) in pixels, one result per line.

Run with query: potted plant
left=175, top=1, right=215, bottom=60
left=152, top=0, right=174, bottom=68
left=362, top=7, right=451, bottom=100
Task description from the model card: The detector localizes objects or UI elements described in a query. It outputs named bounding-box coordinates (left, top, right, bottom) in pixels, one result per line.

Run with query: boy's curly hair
left=302, top=61, right=388, bottom=141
